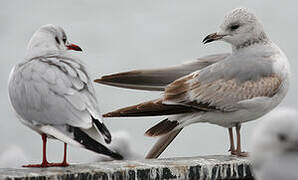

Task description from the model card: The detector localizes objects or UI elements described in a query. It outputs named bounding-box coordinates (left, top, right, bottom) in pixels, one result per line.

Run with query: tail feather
left=92, top=117, right=111, bottom=144
left=73, top=127, right=123, bottom=160
left=103, top=99, right=195, bottom=117
left=146, top=128, right=183, bottom=159
left=145, top=118, right=179, bottom=137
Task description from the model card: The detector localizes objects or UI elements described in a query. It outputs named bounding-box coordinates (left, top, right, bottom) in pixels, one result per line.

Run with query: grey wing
left=9, top=57, right=100, bottom=129
left=163, top=56, right=282, bottom=111
left=94, top=53, right=230, bottom=91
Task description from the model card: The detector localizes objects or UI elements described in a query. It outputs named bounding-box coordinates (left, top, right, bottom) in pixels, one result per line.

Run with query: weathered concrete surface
left=0, top=155, right=254, bottom=180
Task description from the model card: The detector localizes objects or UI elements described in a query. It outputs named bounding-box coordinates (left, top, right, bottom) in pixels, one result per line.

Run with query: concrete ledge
left=0, top=155, right=254, bottom=180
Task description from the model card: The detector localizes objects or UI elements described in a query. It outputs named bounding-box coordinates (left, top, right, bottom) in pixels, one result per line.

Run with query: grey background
left=0, top=0, right=297, bottom=167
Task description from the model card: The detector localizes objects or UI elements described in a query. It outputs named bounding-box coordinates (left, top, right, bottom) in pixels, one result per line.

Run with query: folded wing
left=164, top=59, right=282, bottom=112
left=9, top=54, right=111, bottom=143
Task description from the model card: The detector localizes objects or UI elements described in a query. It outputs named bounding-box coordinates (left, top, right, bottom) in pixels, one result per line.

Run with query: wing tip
left=73, top=127, right=123, bottom=160
left=94, top=78, right=115, bottom=85
left=112, top=152, right=124, bottom=160
left=103, top=112, right=121, bottom=118
left=94, top=71, right=142, bottom=84
left=92, top=117, right=112, bottom=144
left=94, top=78, right=103, bottom=83
left=93, top=75, right=115, bottom=85
left=102, top=113, right=110, bottom=117
left=145, top=118, right=179, bottom=137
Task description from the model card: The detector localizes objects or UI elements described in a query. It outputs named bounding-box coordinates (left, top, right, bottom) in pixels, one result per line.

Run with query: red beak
left=66, top=44, right=82, bottom=51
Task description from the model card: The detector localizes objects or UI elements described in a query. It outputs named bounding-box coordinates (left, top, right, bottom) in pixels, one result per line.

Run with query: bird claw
left=230, top=151, right=249, bottom=157
left=228, top=148, right=235, bottom=152
left=50, top=162, right=69, bottom=167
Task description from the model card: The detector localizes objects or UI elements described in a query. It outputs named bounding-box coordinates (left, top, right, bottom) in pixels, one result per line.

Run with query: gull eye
left=278, top=133, right=288, bottom=142
left=62, top=37, right=67, bottom=44
left=230, top=24, right=240, bottom=31
left=55, top=36, right=60, bottom=45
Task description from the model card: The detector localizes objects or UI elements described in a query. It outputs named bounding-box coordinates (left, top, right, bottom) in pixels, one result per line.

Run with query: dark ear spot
left=278, top=133, right=288, bottom=142
left=55, top=36, right=60, bottom=45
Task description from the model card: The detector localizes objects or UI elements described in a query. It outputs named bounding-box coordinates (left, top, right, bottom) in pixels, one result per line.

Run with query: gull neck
left=232, top=32, right=270, bottom=53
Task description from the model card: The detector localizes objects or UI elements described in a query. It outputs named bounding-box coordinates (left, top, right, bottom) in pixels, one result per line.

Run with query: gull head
left=203, top=8, right=268, bottom=49
left=251, top=108, right=298, bottom=170
left=28, top=24, right=82, bottom=52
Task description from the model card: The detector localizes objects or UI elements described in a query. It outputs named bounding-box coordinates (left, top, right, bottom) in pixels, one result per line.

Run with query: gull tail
left=73, top=127, right=123, bottom=160
left=146, top=128, right=183, bottom=159
left=103, top=99, right=195, bottom=117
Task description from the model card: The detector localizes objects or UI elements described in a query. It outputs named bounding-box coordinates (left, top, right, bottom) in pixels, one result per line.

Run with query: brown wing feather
left=164, top=73, right=282, bottom=111
left=103, top=99, right=197, bottom=117
left=145, top=118, right=179, bottom=137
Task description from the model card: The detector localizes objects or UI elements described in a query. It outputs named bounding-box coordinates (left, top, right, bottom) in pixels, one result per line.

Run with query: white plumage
left=10, top=52, right=99, bottom=130
left=95, top=8, right=290, bottom=158
left=8, top=24, right=122, bottom=167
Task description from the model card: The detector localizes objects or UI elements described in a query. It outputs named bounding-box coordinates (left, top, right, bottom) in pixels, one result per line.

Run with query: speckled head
left=28, top=24, right=82, bottom=52
left=203, top=8, right=268, bottom=49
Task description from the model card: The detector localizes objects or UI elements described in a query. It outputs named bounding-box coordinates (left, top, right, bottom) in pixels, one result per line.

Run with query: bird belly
left=199, top=82, right=288, bottom=128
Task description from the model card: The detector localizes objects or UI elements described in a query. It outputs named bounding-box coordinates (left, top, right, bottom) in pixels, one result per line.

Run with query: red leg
left=42, top=134, right=48, bottom=165
left=51, top=143, right=69, bottom=167
left=23, top=135, right=69, bottom=168
left=23, top=134, right=53, bottom=168
left=62, top=143, right=69, bottom=166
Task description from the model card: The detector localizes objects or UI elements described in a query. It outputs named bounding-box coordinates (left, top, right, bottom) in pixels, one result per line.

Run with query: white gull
left=8, top=24, right=123, bottom=167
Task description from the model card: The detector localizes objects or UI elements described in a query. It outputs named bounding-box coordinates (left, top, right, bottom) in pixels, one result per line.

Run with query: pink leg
left=231, top=124, right=249, bottom=157
left=228, top=128, right=236, bottom=155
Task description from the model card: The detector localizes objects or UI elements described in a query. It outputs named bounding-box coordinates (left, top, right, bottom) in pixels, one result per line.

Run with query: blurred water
left=0, top=0, right=297, bottom=167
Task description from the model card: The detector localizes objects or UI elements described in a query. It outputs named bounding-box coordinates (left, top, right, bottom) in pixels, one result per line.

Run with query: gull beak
left=66, top=43, right=83, bottom=51
left=202, top=33, right=226, bottom=44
